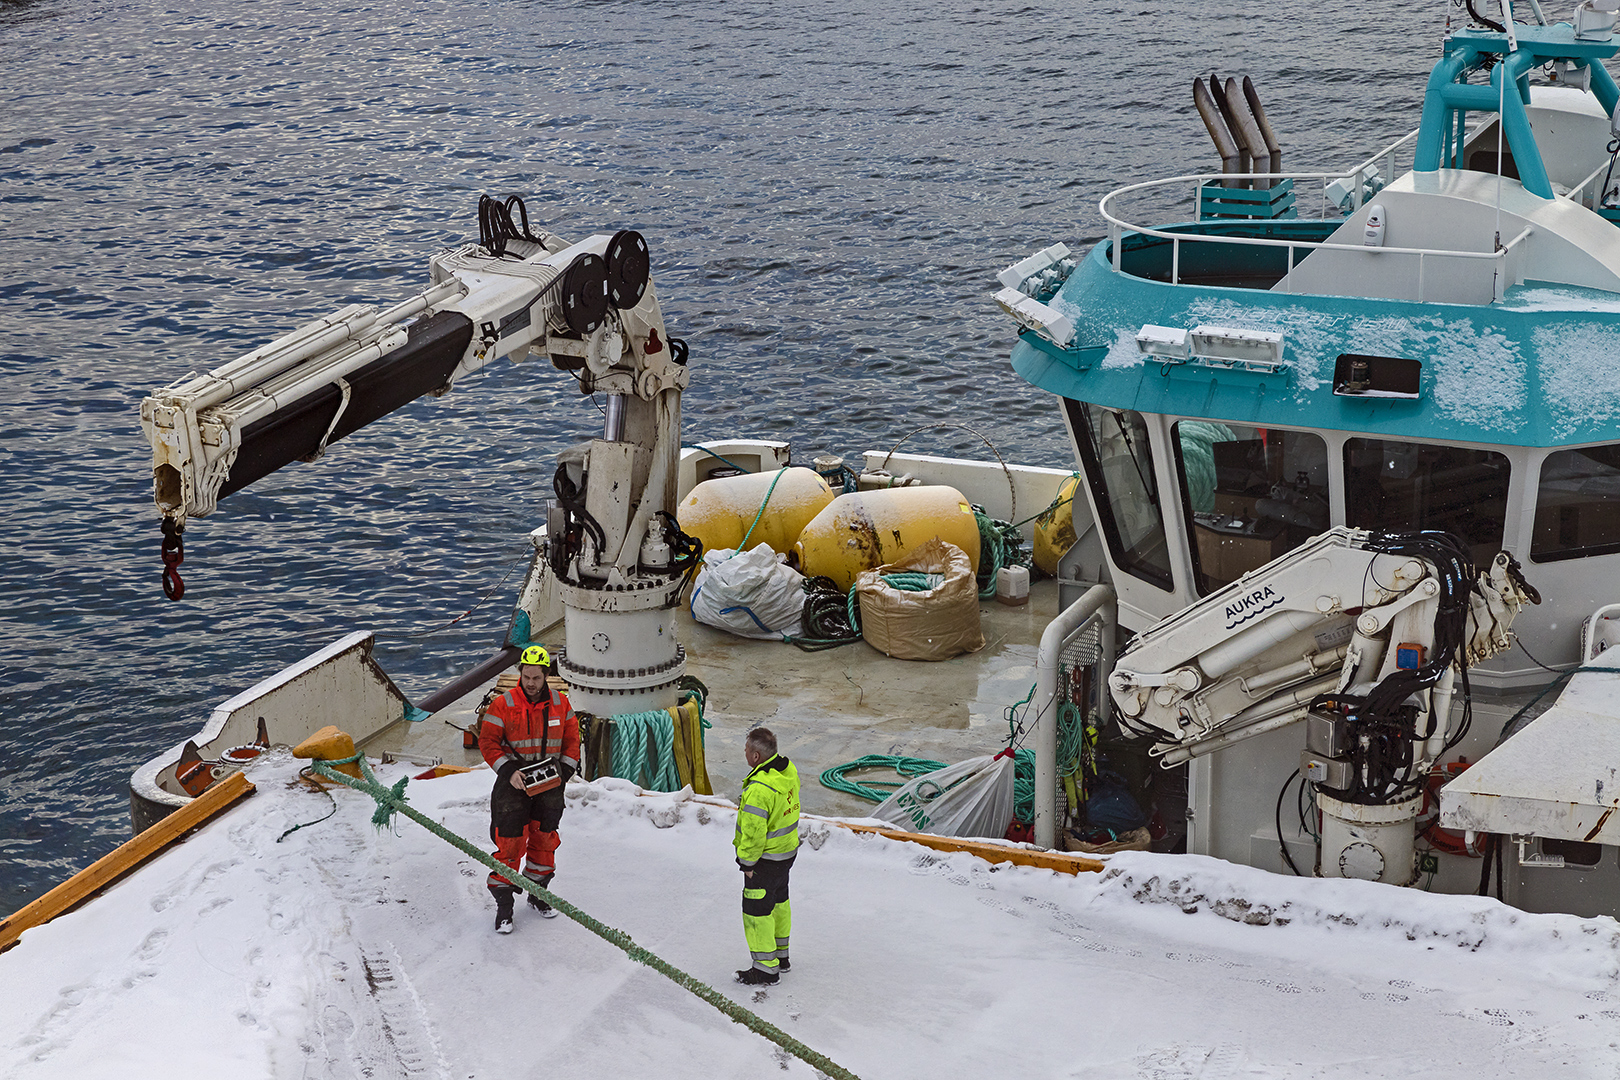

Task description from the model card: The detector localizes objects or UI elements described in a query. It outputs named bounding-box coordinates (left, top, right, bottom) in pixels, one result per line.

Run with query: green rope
left=276, top=766, right=339, bottom=842
left=880, top=571, right=942, bottom=592
left=819, top=754, right=947, bottom=803
left=684, top=446, right=752, bottom=474
left=972, top=507, right=1028, bottom=599
left=735, top=467, right=788, bottom=553
left=678, top=675, right=710, bottom=721
left=1010, top=472, right=1081, bottom=530
left=309, top=756, right=864, bottom=1080
left=610, top=710, right=683, bottom=791
left=1001, top=670, right=1091, bottom=825
left=784, top=575, right=863, bottom=651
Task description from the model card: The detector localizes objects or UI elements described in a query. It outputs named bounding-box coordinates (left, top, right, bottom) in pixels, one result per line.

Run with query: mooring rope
left=307, top=754, right=863, bottom=1080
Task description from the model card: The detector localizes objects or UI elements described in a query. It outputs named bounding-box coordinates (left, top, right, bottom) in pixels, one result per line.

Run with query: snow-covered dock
left=4, top=753, right=1618, bottom=1078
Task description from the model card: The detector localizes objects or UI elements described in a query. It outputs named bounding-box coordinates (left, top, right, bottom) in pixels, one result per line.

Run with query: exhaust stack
left=1194, top=77, right=1245, bottom=188
left=1242, top=76, right=1284, bottom=177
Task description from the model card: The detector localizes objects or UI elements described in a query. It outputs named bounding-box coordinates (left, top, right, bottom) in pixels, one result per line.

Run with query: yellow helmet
left=519, top=644, right=551, bottom=668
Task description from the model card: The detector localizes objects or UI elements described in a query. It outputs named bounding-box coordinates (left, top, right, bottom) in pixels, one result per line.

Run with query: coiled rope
left=818, top=754, right=947, bottom=803
left=309, top=753, right=863, bottom=1080
left=972, top=508, right=1028, bottom=599
left=818, top=666, right=1091, bottom=826
left=785, top=576, right=863, bottom=651
left=610, top=710, right=682, bottom=791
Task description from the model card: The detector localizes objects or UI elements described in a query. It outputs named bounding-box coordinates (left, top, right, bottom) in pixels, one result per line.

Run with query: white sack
left=870, top=752, right=1016, bottom=839
left=689, top=546, right=805, bottom=640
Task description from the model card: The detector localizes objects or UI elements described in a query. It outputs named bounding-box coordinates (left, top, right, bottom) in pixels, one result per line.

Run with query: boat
left=10, top=9, right=1620, bottom=1076
left=993, top=9, right=1620, bottom=915
left=111, top=5, right=1620, bottom=935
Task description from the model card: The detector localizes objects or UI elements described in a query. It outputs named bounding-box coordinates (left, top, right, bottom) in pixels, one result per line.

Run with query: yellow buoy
left=677, top=467, right=835, bottom=555
left=794, top=486, right=981, bottom=592
left=1032, top=473, right=1082, bottom=575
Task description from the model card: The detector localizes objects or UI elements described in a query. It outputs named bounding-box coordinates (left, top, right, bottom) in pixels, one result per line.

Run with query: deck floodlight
left=997, top=243, right=1073, bottom=290
left=1136, top=325, right=1191, bottom=360
left=994, top=287, right=1075, bottom=347
left=1189, top=325, right=1286, bottom=371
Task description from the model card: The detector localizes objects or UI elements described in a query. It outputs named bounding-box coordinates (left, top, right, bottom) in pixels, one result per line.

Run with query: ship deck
left=362, top=579, right=1065, bottom=817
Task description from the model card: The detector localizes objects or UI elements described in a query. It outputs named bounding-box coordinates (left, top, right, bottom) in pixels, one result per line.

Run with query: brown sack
left=855, top=539, right=985, bottom=661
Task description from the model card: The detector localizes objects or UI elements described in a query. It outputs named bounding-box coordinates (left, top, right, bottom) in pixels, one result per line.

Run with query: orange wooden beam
left=834, top=821, right=1106, bottom=875
left=0, top=770, right=256, bottom=954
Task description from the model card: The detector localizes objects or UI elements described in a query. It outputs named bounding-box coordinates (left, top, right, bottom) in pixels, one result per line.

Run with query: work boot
left=734, top=967, right=779, bottom=986
left=777, top=955, right=790, bottom=973
left=494, top=890, right=515, bottom=934
left=527, top=874, right=558, bottom=918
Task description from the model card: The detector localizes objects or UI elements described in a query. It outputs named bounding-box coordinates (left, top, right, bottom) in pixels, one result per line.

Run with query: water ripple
left=0, top=0, right=1440, bottom=913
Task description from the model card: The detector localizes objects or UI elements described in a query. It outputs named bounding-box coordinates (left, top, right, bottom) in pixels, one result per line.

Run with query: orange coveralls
left=479, top=685, right=580, bottom=894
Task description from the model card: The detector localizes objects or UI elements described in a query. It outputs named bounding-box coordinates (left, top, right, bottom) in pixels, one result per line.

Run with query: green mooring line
left=309, top=759, right=863, bottom=1080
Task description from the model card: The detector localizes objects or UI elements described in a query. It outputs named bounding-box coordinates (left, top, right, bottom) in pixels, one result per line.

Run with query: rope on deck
left=308, top=754, right=864, bottom=1080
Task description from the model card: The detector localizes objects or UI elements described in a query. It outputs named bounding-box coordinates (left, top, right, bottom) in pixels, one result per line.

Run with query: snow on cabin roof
left=3, top=754, right=1617, bottom=1077
left=1020, top=247, right=1620, bottom=448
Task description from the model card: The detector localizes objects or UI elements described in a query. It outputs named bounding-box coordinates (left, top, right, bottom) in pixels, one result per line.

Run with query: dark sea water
left=0, top=0, right=1444, bottom=914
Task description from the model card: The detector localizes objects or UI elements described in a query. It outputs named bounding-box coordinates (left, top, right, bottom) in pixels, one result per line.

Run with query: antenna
left=1493, top=0, right=1518, bottom=253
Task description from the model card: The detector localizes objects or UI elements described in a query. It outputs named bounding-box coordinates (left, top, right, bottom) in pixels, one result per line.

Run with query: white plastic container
left=995, top=564, right=1030, bottom=606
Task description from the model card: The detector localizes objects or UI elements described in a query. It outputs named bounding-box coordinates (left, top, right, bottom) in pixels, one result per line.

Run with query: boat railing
left=1101, top=168, right=1535, bottom=303
left=1564, top=156, right=1617, bottom=208
left=1337, top=126, right=1424, bottom=214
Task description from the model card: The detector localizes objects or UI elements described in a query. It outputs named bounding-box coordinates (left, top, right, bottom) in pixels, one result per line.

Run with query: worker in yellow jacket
left=732, top=726, right=800, bottom=986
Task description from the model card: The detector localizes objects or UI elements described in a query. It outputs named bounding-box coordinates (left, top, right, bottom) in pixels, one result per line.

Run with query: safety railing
left=1102, top=171, right=1535, bottom=303
left=1337, top=127, right=1424, bottom=214
left=1564, top=155, right=1618, bottom=208
left=1033, top=584, right=1116, bottom=850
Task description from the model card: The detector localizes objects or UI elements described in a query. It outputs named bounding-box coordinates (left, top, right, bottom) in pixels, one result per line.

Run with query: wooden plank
left=0, top=771, right=256, bottom=954
left=834, top=821, right=1106, bottom=875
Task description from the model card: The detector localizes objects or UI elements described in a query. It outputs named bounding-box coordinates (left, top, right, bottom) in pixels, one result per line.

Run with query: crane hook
left=161, top=517, right=186, bottom=601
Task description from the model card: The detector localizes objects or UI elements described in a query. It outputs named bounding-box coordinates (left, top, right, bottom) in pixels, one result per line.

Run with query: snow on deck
left=4, top=753, right=1618, bottom=1079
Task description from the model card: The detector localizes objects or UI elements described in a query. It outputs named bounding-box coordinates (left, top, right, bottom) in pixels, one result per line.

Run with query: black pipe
left=415, top=644, right=522, bottom=715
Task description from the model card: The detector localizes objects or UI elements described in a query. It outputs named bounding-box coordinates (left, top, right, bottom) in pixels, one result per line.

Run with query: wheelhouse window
left=1343, top=439, right=1510, bottom=560
left=1066, top=401, right=1173, bottom=590
left=1531, top=445, right=1620, bottom=562
left=1173, top=423, right=1329, bottom=594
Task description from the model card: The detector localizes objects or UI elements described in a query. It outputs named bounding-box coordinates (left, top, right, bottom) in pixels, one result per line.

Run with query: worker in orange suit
left=479, top=644, right=580, bottom=933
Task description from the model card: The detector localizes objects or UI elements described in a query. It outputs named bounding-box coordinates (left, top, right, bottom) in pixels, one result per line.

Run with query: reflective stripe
left=484, top=715, right=505, bottom=728
left=560, top=755, right=579, bottom=769
left=765, top=824, right=797, bottom=839
left=740, top=805, right=769, bottom=819
left=759, top=850, right=795, bottom=861
left=737, top=856, right=758, bottom=867
left=752, top=959, right=780, bottom=972
left=750, top=949, right=777, bottom=959
left=776, top=938, right=790, bottom=948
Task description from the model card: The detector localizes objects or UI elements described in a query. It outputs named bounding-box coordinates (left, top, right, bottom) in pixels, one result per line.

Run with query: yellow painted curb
left=833, top=822, right=1106, bottom=875
left=0, top=770, right=257, bottom=954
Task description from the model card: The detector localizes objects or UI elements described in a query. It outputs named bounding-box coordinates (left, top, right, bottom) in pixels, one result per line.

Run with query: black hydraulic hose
left=1467, top=0, right=1506, bottom=32
left=1276, top=770, right=1306, bottom=876
left=1477, top=832, right=1497, bottom=895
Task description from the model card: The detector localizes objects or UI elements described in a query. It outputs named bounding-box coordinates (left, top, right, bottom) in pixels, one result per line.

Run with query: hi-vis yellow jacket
left=734, top=755, right=800, bottom=867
